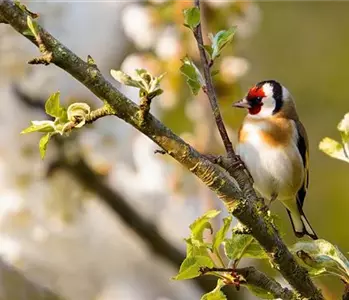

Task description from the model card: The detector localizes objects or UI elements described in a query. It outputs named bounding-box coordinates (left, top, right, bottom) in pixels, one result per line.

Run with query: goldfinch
left=233, top=80, right=318, bottom=240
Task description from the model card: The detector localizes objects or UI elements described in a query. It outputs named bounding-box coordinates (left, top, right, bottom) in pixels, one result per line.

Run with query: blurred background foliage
left=0, top=1, right=348, bottom=299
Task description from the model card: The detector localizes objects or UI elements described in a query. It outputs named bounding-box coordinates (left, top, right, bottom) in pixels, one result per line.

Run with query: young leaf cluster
left=173, top=210, right=271, bottom=299
left=180, top=7, right=237, bottom=96
left=21, top=92, right=91, bottom=159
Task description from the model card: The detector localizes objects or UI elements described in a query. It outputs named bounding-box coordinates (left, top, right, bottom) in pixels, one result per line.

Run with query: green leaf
left=211, top=70, right=220, bottom=77
left=319, top=137, right=349, bottom=163
left=110, top=70, right=141, bottom=88
left=45, top=92, right=66, bottom=120
left=225, top=234, right=267, bottom=261
left=244, top=285, right=274, bottom=299
left=23, top=29, right=35, bottom=37
left=21, top=120, right=55, bottom=134
left=338, top=113, right=349, bottom=145
left=183, top=7, right=200, bottom=30
left=338, top=113, right=349, bottom=135
left=210, top=26, right=237, bottom=60
left=173, top=256, right=214, bottom=280
left=26, top=16, right=39, bottom=39
left=190, top=210, right=220, bottom=242
left=149, top=73, right=166, bottom=94
left=201, top=279, right=227, bottom=300
left=148, top=89, right=163, bottom=100
left=39, top=133, right=52, bottom=159
left=185, top=238, right=210, bottom=257
left=180, top=56, right=204, bottom=95
left=204, top=45, right=213, bottom=59
left=212, top=216, right=232, bottom=255
left=291, top=239, right=349, bottom=282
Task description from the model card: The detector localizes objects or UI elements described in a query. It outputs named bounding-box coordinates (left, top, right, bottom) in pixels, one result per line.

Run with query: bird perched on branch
left=233, top=80, right=318, bottom=240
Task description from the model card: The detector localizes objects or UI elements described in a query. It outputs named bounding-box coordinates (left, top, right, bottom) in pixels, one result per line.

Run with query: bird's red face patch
left=247, top=86, right=265, bottom=100
left=246, top=86, right=265, bottom=115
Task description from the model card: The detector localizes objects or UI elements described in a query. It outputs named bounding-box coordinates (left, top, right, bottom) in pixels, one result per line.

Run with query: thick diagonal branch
left=0, top=1, right=323, bottom=298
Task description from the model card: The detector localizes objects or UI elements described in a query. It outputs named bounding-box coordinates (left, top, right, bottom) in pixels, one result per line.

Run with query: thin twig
left=85, top=105, right=115, bottom=123
left=193, top=0, right=234, bottom=159
left=201, top=266, right=295, bottom=300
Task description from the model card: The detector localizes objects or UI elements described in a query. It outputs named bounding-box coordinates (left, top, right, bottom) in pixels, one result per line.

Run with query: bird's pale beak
left=233, top=98, right=251, bottom=109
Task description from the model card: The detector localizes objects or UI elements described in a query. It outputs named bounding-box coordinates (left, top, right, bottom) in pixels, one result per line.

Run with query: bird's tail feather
left=286, top=207, right=318, bottom=240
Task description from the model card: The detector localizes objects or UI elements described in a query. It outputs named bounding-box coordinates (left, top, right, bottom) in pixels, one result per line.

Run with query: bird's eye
left=250, top=96, right=262, bottom=106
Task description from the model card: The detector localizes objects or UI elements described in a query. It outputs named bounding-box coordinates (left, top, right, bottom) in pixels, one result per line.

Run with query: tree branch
left=0, top=1, right=323, bottom=298
left=238, top=267, right=295, bottom=300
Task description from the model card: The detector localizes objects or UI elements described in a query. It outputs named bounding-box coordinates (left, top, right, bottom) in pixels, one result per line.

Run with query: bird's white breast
left=236, top=120, right=304, bottom=201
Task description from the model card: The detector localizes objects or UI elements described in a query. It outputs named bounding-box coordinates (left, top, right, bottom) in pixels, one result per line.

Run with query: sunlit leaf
left=21, top=121, right=55, bottom=134
left=291, top=239, right=349, bottom=282
left=183, top=7, right=200, bottom=30
left=173, top=256, right=214, bottom=280
left=110, top=70, right=141, bottom=88
left=26, top=16, right=39, bottom=39
left=185, top=238, right=210, bottom=257
left=338, top=113, right=349, bottom=135
left=45, top=92, right=67, bottom=120
left=338, top=113, right=349, bottom=147
left=212, top=216, right=232, bottom=254
left=148, top=89, right=163, bottom=100
left=201, top=279, right=227, bottom=300
left=319, top=137, right=349, bottom=163
left=244, top=285, right=274, bottom=299
left=39, top=133, right=52, bottom=159
left=180, top=56, right=204, bottom=95
left=224, top=234, right=267, bottom=261
left=149, top=72, right=166, bottom=94
left=204, top=45, right=213, bottom=59
left=210, top=26, right=237, bottom=60
left=190, top=210, right=220, bottom=242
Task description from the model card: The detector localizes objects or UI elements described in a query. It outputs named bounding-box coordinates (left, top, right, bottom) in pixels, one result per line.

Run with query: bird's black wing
left=296, top=121, right=309, bottom=208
